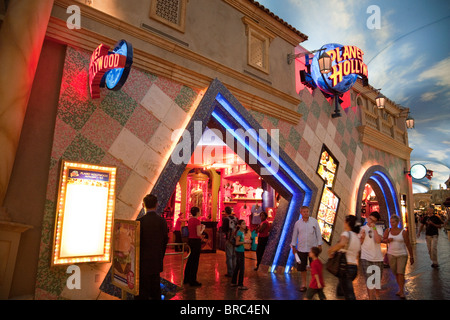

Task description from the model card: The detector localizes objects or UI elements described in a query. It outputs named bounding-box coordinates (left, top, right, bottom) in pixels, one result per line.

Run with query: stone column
left=0, top=0, right=54, bottom=205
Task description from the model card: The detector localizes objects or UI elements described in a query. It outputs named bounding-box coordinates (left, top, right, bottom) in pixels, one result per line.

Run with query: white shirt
left=340, top=231, right=361, bottom=264
left=360, top=224, right=383, bottom=261
left=290, top=217, right=323, bottom=252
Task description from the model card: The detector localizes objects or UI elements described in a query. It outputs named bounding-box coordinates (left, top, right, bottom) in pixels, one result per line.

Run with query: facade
left=0, top=0, right=414, bottom=300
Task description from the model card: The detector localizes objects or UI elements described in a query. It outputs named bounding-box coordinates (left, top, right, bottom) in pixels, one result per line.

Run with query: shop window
left=149, top=0, right=187, bottom=33
left=242, top=17, right=275, bottom=74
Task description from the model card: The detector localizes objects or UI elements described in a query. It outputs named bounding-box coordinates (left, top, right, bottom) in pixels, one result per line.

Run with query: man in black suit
left=136, top=194, right=168, bottom=300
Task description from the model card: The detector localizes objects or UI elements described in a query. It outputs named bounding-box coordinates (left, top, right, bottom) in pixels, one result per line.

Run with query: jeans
left=426, top=235, right=439, bottom=264
left=225, top=240, right=236, bottom=275
left=337, top=264, right=358, bottom=300
left=232, top=251, right=245, bottom=286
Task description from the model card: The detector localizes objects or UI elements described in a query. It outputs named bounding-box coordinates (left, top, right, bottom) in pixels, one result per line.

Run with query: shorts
left=360, top=259, right=384, bottom=280
left=296, top=252, right=312, bottom=272
left=387, top=254, right=408, bottom=274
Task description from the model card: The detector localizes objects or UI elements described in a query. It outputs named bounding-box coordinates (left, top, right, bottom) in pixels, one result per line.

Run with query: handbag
left=326, top=231, right=351, bottom=277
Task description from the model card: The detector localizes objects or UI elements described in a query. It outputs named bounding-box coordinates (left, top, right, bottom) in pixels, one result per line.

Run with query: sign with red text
left=89, top=40, right=133, bottom=99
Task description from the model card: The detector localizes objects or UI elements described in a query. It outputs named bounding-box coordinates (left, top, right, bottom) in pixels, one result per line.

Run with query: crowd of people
left=136, top=193, right=448, bottom=300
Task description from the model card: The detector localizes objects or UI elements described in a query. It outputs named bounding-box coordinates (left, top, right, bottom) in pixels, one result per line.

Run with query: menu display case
left=317, top=187, right=340, bottom=243
left=316, top=145, right=340, bottom=243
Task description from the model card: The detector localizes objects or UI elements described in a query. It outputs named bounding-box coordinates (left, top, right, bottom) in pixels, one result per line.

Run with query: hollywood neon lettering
left=326, top=45, right=368, bottom=87
left=89, top=43, right=126, bottom=99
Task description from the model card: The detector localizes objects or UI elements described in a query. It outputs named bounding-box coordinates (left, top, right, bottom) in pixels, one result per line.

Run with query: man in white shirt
left=359, top=211, right=383, bottom=300
left=290, top=206, right=323, bottom=291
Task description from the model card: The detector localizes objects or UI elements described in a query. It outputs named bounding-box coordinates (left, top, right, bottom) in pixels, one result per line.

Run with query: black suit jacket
left=137, top=211, right=168, bottom=274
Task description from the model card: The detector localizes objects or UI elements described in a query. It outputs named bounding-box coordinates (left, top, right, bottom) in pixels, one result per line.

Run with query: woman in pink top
left=383, top=214, right=414, bottom=299
left=183, top=207, right=205, bottom=286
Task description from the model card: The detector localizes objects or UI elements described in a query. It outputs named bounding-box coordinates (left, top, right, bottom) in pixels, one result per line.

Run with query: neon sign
left=326, top=45, right=368, bottom=87
left=89, top=40, right=133, bottom=99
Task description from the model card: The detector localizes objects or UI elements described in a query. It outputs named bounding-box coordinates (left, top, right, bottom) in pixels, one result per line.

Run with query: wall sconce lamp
left=287, top=49, right=332, bottom=74
left=406, top=112, right=415, bottom=129
left=375, top=93, right=386, bottom=109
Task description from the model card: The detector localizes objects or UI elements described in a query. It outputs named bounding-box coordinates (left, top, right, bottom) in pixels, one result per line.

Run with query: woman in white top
left=328, top=215, right=361, bottom=300
left=383, top=214, right=414, bottom=299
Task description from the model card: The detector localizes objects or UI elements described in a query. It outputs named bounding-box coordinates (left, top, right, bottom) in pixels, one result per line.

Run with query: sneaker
left=238, top=286, right=248, bottom=290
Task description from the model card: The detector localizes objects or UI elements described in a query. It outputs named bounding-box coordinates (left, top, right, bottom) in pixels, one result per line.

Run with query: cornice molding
left=223, top=0, right=307, bottom=45
left=52, top=1, right=302, bottom=124
left=357, top=125, right=412, bottom=161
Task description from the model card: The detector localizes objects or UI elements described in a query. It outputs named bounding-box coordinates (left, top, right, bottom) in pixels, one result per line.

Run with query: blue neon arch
left=148, top=79, right=317, bottom=272
left=356, top=166, right=400, bottom=227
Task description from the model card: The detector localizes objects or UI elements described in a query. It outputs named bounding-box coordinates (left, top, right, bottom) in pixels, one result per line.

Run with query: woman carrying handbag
left=328, top=215, right=361, bottom=300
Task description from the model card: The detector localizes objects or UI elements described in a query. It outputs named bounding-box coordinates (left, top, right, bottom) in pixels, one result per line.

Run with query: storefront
left=0, top=0, right=414, bottom=300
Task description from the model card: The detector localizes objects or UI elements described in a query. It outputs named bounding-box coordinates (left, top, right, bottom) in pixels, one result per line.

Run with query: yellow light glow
left=51, top=160, right=117, bottom=266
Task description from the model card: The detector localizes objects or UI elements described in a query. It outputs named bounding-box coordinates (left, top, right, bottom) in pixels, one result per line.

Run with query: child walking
left=304, top=246, right=326, bottom=300
left=231, top=219, right=252, bottom=290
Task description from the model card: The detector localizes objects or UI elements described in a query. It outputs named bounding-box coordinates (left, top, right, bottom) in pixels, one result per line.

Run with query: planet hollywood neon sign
left=308, top=43, right=368, bottom=97
left=326, top=45, right=368, bottom=87
left=89, top=39, right=133, bottom=99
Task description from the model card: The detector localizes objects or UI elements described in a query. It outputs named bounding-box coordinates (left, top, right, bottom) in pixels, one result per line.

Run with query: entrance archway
left=356, top=165, right=400, bottom=227
left=149, top=79, right=318, bottom=272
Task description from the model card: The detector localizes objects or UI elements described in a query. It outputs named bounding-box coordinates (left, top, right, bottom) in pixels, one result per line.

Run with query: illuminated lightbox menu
left=52, top=160, right=117, bottom=266
left=316, top=146, right=340, bottom=244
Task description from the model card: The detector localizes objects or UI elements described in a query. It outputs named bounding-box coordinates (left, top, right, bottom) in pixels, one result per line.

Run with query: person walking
left=328, top=215, right=361, bottom=300
left=231, top=219, right=252, bottom=290
left=183, top=206, right=205, bottom=286
left=417, top=206, right=444, bottom=268
left=254, top=211, right=270, bottom=271
left=383, top=214, right=414, bottom=299
left=222, top=206, right=237, bottom=277
left=359, top=211, right=383, bottom=300
left=136, top=194, right=168, bottom=300
left=290, top=206, right=323, bottom=292
left=304, top=246, right=326, bottom=300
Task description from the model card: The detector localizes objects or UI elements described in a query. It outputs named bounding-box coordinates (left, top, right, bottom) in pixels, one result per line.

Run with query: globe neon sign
left=89, top=39, right=133, bottom=99
left=310, top=43, right=368, bottom=96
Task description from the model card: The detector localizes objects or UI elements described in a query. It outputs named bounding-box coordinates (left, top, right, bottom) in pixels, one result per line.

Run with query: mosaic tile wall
left=35, top=45, right=409, bottom=299
left=35, top=46, right=201, bottom=299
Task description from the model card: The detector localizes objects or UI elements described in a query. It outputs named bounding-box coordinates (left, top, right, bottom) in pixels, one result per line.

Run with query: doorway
left=147, top=79, right=318, bottom=272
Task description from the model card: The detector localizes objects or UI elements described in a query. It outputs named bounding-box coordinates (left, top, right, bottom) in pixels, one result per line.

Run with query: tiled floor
left=159, top=231, right=450, bottom=300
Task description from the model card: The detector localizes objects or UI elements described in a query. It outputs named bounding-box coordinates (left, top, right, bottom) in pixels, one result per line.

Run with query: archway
left=148, top=79, right=318, bottom=272
left=355, top=165, right=400, bottom=227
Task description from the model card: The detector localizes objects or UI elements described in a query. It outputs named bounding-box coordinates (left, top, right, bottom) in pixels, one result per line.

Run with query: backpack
left=226, top=216, right=237, bottom=244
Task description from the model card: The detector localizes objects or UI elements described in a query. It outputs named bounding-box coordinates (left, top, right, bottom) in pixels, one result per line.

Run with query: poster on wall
left=112, top=219, right=140, bottom=295
left=317, top=186, right=340, bottom=243
left=51, top=160, right=117, bottom=266
left=316, top=145, right=338, bottom=188
left=316, top=145, right=340, bottom=243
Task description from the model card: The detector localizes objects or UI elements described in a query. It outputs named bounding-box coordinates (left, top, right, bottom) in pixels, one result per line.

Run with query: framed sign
left=317, top=186, right=340, bottom=244
left=316, top=145, right=338, bottom=188
left=51, top=160, right=117, bottom=266
left=112, top=219, right=140, bottom=295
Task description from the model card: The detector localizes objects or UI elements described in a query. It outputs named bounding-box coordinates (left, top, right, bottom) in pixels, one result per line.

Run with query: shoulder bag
left=326, top=231, right=351, bottom=277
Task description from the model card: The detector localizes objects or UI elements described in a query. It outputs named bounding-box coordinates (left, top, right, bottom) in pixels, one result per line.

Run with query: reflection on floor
left=160, top=232, right=450, bottom=300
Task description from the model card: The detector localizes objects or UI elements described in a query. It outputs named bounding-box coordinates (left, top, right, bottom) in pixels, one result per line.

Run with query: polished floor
left=159, top=231, right=450, bottom=300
